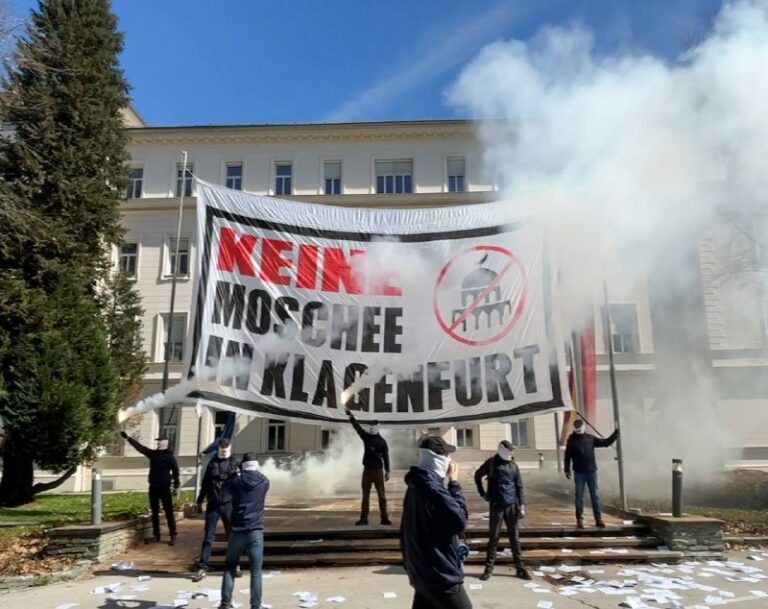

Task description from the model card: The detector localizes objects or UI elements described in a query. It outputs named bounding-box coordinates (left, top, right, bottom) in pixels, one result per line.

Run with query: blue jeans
left=574, top=472, right=602, bottom=521
left=198, top=503, right=231, bottom=571
left=221, top=529, right=264, bottom=609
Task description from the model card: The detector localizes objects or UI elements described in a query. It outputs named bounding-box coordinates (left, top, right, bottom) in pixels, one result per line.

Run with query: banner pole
left=160, top=150, right=188, bottom=442
left=553, top=412, right=562, bottom=473
left=602, top=281, right=628, bottom=511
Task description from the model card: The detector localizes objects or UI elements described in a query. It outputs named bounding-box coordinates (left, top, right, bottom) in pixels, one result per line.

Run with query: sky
left=7, top=0, right=724, bottom=127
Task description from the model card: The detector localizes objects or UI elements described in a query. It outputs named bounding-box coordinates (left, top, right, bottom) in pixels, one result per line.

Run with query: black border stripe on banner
left=186, top=201, right=567, bottom=422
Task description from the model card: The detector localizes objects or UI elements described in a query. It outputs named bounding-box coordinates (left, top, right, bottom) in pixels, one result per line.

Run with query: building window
left=214, top=411, right=229, bottom=439
left=225, top=163, right=243, bottom=190
left=324, top=161, right=342, bottom=195
left=605, top=304, right=639, bottom=354
left=176, top=162, right=194, bottom=197
left=126, top=167, right=143, bottom=199
left=267, top=419, right=286, bottom=452
left=166, top=237, right=190, bottom=277
left=275, top=162, right=292, bottom=195
left=162, top=409, right=180, bottom=453
left=375, top=160, right=413, bottom=194
left=456, top=428, right=474, bottom=448
left=510, top=420, right=530, bottom=448
left=118, top=243, right=138, bottom=279
left=159, top=313, right=187, bottom=362
left=321, top=429, right=338, bottom=449
left=447, top=158, right=465, bottom=192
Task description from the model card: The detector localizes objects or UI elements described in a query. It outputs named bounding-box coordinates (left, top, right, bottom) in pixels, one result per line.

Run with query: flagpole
left=160, top=150, right=189, bottom=441
left=194, top=401, right=203, bottom=502
left=602, top=281, right=627, bottom=511
left=553, top=412, right=562, bottom=473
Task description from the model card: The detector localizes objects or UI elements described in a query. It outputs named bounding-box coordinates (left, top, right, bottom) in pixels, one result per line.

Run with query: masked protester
left=344, top=407, right=391, bottom=526
left=474, top=440, right=530, bottom=581
left=120, top=431, right=180, bottom=545
left=564, top=418, right=619, bottom=528
left=400, top=435, right=472, bottom=609
left=220, top=452, right=270, bottom=609
left=193, top=438, right=237, bottom=582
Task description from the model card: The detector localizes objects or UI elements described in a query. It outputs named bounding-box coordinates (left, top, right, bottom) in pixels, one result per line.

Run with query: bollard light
left=538, top=453, right=544, bottom=469
left=672, top=459, right=683, bottom=518
left=91, top=467, right=103, bottom=525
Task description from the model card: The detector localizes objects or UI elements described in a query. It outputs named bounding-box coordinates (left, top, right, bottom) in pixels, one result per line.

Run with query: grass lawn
left=683, top=505, right=768, bottom=534
left=0, top=490, right=195, bottom=539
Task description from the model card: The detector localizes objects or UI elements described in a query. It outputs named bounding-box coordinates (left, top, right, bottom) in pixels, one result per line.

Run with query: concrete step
left=210, top=535, right=660, bottom=555
left=206, top=548, right=684, bottom=569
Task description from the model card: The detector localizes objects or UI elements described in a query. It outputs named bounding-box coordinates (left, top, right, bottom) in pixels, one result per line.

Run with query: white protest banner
left=183, top=180, right=571, bottom=426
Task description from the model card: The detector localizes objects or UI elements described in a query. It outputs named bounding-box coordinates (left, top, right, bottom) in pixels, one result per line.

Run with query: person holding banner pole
left=344, top=407, right=391, bottom=526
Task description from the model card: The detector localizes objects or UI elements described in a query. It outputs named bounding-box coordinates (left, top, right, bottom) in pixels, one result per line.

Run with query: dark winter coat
left=125, top=436, right=180, bottom=489
left=474, top=455, right=524, bottom=507
left=564, top=431, right=618, bottom=475
left=196, top=456, right=235, bottom=508
left=350, top=417, right=390, bottom=472
left=230, top=470, right=270, bottom=532
left=400, top=467, right=468, bottom=592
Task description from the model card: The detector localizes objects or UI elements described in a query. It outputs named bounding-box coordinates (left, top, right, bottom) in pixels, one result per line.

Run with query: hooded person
left=400, top=435, right=472, bottom=609
left=193, top=437, right=238, bottom=582
left=344, top=407, right=391, bottom=525
left=119, top=430, right=180, bottom=545
left=564, top=417, right=619, bottom=528
left=474, top=440, right=530, bottom=581
left=220, top=451, right=270, bottom=609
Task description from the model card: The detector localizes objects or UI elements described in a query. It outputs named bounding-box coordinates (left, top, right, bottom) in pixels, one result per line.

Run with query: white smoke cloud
left=448, top=0, right=768, bottom=485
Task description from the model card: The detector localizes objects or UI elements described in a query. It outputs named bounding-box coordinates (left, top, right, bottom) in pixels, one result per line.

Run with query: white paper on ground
left=524, top=583, right=539, bottom=589
left=172, top=600, right=189, bottom=608
left=192, top=589, right=221, bottom=603
left=560, top=590, right=578, bottom=597
left=536, top=602, right=553, bottom=609
left=540, top=566, right=556, bottom=572
left=54, top=605, right=78, bottom=609
left=469, top=584, right=482, bottom=590
left=261, top=604, right=273, bottom=609
left=90, top=583, right=122, bottom=595
left=533, top=571, right=545, bottom=577
left=704, top=596, right=726, bottom=605
left=298, top=603, right=318, bottom=609
left=718, top=590, right=735, bottom=598
left=619, top=598, right=648, bottom=609
left=383, top=592, right=397, bottom=599
left=532, top=588, right=551, bottom=593
left=309, top=539, right=324, bottom=544
left=561, top=548, right=574, bottom=553
left=751, top=590, right=768, bottom=598
left=293, top=592, right=318, bottom=602
left=262, top=570, right=282, bottom=578
left=138, top=575, right=151, bottom=582
left=107, top=595, right=137, bottom=601
left=131, top=585, right=151, bottom=592
left=325, top=597, right=345, bottom=603
left=110, top=560, right=134, bottom=571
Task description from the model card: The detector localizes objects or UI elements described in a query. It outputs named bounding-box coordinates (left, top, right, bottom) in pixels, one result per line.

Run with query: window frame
left=224, top=161, right=244, bottom=191
left=322, top=159, right=343, bottom=195
left=155, top=312, right=188, bottom=363
left=604, top=303, right=640, bottom=354
left=510, top=419, right=531, bottom=448
left=118, top=242, right=139, bottom=280
left=126, top=166, right=144, bottom=199
left=174, top=161, right=195, bottom=198
left=455, top=427, right=474, bottom=448
left=373, top=158, right=414, bottom=194
left=446, top=156, right=466, bottom=193
left=274, top=161, right=293, bottom=196
left=162, top=235, right=191, bottom=279
left=266, top=419, right=287, bottom=452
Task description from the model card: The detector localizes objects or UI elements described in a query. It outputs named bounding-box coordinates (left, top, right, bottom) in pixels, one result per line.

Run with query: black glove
left=479, top=491, right=489, bottom=502
left=119, top=431, right=128, bottom=439
left=565, top=471, right=572, bottom=480
left=385, top=471, right=390, bottom=482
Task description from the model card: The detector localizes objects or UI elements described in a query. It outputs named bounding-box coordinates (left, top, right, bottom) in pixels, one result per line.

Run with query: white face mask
left=419, top=448, right=451, bottom=479
left=156, top=439, right=169, bottom=450
left=497, top=443, right=514, bottom=461
left=218, top=446, right=231, bottom=459
left=368, top=424, right=380, bottom=435
left=574, top=425, right=586, bottom=435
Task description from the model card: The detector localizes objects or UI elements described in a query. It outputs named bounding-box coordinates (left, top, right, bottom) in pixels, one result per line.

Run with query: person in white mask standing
left=400, top=435, right=472, bottom=609
left=193, top=437, right=237, bottom=582
left=474, top=440, right=530, bottom=581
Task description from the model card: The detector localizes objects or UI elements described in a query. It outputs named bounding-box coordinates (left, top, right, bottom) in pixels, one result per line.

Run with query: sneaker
left=516, top=567, right=532, bottom=580
left=192, top=568, right=207, bottom=582
left=169, top=535, right=177, bottom=546
left=145, top=536, right=161, bottom=544
left=595, top=519, right=606, bottom=529
left=576, top=518, right=584, bottom=529
left=355, top=519, right=368, bottom=526
left=479, top=569, right=492, bottom=581
left=234, top=564, right=243, bottom=578
left=381, top=517, right=392, bottom=526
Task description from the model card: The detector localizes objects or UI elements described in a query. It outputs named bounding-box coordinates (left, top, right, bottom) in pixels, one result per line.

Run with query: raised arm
left=120, top=432, right=152, bottom=458
left=345, top=407, right=367, bottom=441
left=595, top=429, right=619, bottom=448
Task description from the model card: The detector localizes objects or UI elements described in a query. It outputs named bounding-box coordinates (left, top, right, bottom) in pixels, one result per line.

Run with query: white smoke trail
left=449, top=0, right=768, bottom=486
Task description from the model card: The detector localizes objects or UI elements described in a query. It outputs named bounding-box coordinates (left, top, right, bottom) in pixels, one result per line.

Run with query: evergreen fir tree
left=0, top=0, right=145, bottom=506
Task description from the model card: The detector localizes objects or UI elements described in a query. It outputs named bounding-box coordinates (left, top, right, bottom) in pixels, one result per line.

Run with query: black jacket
left=564, top=431, right=618, bottom=475
left=474, top=455, right=524, bottom=507
left=350, top=417, right=390, bottom=472
left=125, top=436, right=180, bottom=488
left=230, top=470, right=270, bottom=532
left=400, top=467, right=467, bottom=592
left=196, top=456, right=235, bottom=508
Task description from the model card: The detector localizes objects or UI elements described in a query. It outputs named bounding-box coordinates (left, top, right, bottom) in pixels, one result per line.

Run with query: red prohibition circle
left=432, top=245, right=528, bottom=346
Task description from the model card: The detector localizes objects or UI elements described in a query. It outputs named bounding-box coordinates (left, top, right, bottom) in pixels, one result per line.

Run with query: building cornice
left=127, top=119, right=486, bottom=145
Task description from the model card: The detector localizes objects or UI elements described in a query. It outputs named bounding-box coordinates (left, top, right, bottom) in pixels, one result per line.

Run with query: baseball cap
left=242, top=451, right=258, bottom=464
left=218, top=438, right=231, bottom=448
left=419, top=435, right=456, bottom=456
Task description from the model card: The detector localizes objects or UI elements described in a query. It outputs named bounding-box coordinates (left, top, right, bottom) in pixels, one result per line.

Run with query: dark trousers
left=360, top=467, right=388, bottom=521
left=574, top=472, right=602, bottom=521
left=485, top=502, right=523, bottom=569
left=198, top=503, right=232, bottom=570
left=412, top=584, right=472, bottom=609
left=149, top=485, right=177, bottom=539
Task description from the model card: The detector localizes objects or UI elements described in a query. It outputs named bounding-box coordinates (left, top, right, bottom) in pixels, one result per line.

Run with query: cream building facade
left=38, top=115, right=768, bottom=491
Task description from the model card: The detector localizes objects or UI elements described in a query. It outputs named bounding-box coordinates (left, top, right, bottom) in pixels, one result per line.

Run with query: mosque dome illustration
left=452, top=254, right=512, bottom=332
